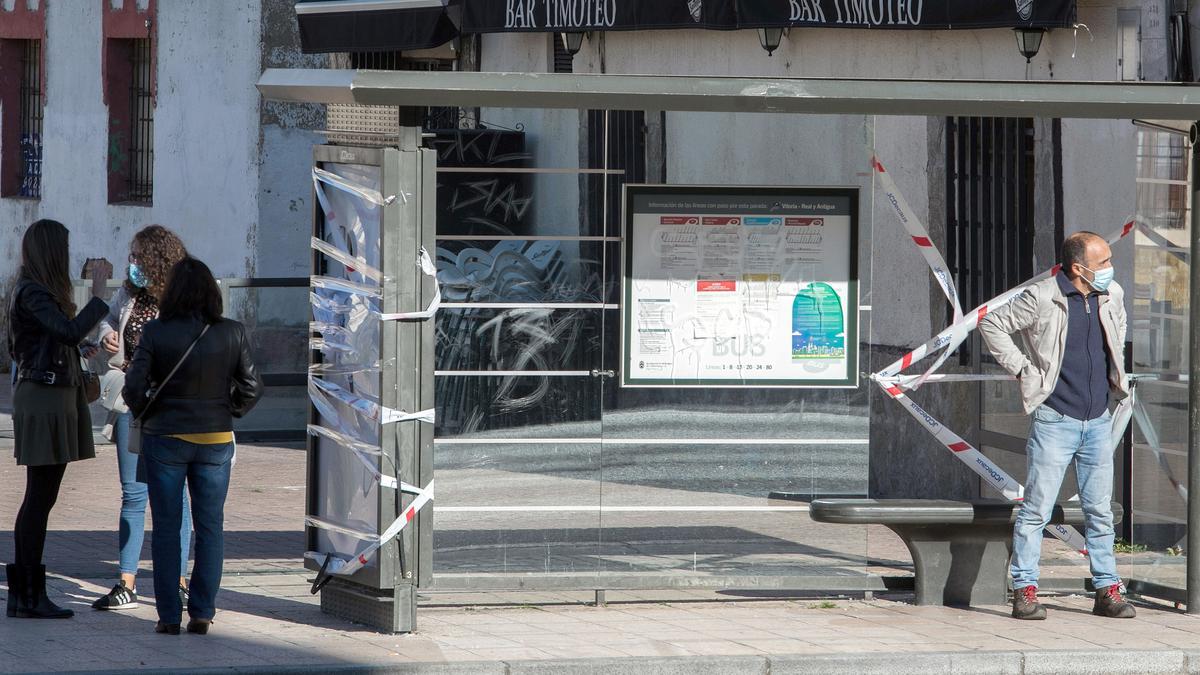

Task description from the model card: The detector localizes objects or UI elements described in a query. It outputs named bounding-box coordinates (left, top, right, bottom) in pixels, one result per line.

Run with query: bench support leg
left=889, top=523, right=1013, bottom=606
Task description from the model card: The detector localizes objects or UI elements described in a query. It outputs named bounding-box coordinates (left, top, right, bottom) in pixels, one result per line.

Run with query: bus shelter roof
left=258, top=69, right=1200, bottom=121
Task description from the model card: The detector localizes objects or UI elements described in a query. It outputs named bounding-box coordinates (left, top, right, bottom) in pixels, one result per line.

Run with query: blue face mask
left=1081, top=265, right=1114, bottom=292
left=129, top=263, right=150, bottom=289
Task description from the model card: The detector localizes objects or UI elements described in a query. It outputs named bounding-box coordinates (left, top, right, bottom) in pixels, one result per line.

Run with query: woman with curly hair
left=90, top=225, right=193, bottom=612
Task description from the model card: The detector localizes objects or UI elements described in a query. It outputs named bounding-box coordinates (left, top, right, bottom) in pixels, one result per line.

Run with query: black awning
left=462, top=0, right=738, bottom=32
left=736, top=0, right=1077, bottom=30
left=461, top=0, right=1075, bottom=33
left=297, top=0, right=461, bottom=54
left=297, top=0, right=1078, bottom=55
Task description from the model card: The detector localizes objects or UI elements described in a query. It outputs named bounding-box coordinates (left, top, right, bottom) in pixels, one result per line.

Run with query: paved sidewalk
left=2, top=575, right=1200, bottom=674
left=0, top=382, right=1191, bottom=673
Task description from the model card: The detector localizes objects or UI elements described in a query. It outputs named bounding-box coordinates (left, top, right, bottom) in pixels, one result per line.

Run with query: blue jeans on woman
left=114, top=411, right=191, bottom=578
left=142, top=434, right=234, bottom=623
left=1011, top=405, right=1120, bottom=592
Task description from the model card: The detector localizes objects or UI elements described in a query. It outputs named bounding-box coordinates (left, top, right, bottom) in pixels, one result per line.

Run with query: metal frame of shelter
left=257, top=68, right=1200, bottom=630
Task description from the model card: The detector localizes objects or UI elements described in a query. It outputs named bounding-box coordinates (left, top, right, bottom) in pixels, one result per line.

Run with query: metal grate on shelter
left=325, top=52, right=461, bottom=147
left=18, top=39, right=42, bottom=199
left=126, top=38, right=154, bottom=203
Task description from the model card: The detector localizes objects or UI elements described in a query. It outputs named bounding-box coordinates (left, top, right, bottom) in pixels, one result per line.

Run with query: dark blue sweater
left=1043, top=272, right=1111, bottom=421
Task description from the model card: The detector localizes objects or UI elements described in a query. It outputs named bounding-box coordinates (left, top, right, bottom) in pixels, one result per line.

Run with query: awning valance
left=297, top=0, right=1076, bottom=54
left=463, top=0, right=1076, bottom=33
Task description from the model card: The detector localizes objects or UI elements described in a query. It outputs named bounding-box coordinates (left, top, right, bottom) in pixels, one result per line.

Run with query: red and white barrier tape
left=871, top=155, right=964, bottom=389
left=871, top=152, right=1158, bottom=553
left=305, top=479, right=435, bottom=578
left=877, top=218, right=1138, bottom=384
left=872, top=156, right=963, bottom=325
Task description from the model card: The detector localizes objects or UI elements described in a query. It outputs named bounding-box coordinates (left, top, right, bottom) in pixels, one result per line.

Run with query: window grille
left=17, top=39, right=42, bottom=199
left=552, top=35, right=573, bottom=73
left=126, top=38, right=154, bottom=203
left=945, top=117, right=1036, bottom=313
left=349, top=50, right=404, bottom=70
left=587, top=110, right=646, bottom=235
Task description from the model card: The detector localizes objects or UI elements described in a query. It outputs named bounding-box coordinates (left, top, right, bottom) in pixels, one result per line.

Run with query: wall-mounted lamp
left=1013, top=27, right=1046, bottom=63
left=559, top=32, right=587, bottom=56
left=758, top=27, right=787, bottom=56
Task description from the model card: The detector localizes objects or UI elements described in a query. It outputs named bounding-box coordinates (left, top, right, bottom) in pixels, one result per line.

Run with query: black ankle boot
left=15, top=565, right=73, bottom=619
left=5, top=564, right=22, bottom=618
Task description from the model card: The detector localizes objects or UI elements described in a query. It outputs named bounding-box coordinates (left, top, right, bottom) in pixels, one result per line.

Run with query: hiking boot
left=1012, top=585, right=1046, bottom=620
left=91, top=581, right=138, bottom=611
left=1093, top=583, right=1136, bottom=618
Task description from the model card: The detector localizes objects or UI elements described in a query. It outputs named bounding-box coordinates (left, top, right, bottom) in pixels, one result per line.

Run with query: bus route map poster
left=622, top=185, right=859, bottom=388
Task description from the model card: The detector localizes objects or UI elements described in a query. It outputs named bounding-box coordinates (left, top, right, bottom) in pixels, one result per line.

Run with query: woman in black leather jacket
left=122, top=257, right=262, bottom=635
left=7, top=219, right=111, bottom=619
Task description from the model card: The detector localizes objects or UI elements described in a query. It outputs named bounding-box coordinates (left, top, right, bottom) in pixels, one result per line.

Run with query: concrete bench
left=809, top=499, right=1124, bottom=606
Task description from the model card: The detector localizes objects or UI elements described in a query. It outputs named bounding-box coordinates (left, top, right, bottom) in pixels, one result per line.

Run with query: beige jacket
left=98, top=285, right=137, bottom=374
left=978, top=276, right=1129, bottom=416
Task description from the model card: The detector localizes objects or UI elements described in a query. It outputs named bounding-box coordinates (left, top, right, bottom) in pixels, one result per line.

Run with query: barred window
left=126, top=38, right=154, bottom=203
left=106, top=37, right=154, bottom=204
left=945, top=117, right=1037, bottom=312
left=17, top=39, right=42, bottom=199
left=1, top=38, right=43, bottom=199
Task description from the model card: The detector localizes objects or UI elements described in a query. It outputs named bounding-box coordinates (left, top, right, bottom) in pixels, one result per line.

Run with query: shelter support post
left=1188, top=122, right=1200, bottom=614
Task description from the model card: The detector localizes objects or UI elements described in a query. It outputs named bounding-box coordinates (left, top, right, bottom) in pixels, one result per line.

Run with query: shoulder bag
left=128, top=324, right=210, bottom=455
left=80, top=355, right=101, bottom=404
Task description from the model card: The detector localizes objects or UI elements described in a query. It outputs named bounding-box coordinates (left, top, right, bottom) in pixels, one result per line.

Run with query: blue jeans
left=1011, top=405, right=1120, bottom=591
left=114, top=412, right=191, bottom=577
left=142, top=434, right=234, bottom=623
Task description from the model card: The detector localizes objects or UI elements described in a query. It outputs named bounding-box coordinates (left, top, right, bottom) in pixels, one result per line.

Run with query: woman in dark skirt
left=7, top=219, right=111, bottom=619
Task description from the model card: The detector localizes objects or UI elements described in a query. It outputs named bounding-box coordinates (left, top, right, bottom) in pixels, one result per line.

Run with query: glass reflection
left=430, top=110, right=876, bottom=582
left=436, top=240, right=603, bottom=304
left=1129, top=126, right=1190, bottom=591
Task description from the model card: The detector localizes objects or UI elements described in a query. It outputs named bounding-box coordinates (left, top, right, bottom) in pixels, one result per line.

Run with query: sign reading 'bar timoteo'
left=736, top=0, right=1076, bottom=30
left=463, top=0, right=1076, bottom=32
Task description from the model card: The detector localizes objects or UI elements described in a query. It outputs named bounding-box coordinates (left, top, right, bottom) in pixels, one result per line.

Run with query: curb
left=52, top=648, right=1200, bottom=675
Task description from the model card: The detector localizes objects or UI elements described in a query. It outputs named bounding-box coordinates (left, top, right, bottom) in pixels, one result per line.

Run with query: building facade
left=0, top=0, right=321, bottom=284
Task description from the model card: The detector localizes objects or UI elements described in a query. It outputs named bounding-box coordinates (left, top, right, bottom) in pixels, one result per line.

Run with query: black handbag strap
left=133, top=324, right=210, bottom=423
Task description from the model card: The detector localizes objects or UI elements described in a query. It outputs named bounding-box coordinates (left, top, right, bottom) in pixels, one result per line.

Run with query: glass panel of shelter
left=430, top=109, right=879, bottom=584
left=596, top=111, right=874, bottom=582
left=431, top=107, right=606, bottom=580
left=1130, top=126, right=1191, bottom=593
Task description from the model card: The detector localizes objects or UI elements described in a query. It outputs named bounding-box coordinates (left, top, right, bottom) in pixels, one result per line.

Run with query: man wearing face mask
left=979, top=231, right=1134, bottom=621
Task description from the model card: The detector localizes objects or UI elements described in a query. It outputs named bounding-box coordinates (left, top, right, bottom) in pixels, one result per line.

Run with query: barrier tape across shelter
left=306, top=167, right=437, bottom=584
left=868, top=155, right=1179, bottom=555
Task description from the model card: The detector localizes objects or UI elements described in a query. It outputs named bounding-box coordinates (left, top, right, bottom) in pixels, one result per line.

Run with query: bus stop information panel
left=622, top=185, right=860, bottom=389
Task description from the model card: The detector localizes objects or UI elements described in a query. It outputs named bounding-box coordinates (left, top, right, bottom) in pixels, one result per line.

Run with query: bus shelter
left=257, top=69, right=1200, bottom=632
